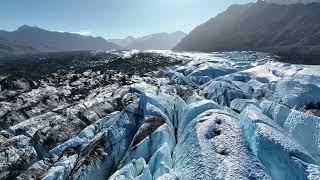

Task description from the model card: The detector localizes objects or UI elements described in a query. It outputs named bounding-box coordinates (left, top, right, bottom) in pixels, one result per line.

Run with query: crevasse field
left=1, top=51, right=320, bottom=180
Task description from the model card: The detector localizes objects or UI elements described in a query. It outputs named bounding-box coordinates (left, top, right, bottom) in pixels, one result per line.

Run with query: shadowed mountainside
left=174, top=1, right=320, bottom=64
left=264, top=0, right=320, bottom=4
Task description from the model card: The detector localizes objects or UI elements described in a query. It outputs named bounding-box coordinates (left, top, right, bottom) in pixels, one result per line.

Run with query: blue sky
left=0, top=0, right=253, bottom=39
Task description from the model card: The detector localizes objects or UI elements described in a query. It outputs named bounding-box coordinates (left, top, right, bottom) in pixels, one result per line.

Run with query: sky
left=0, top=0, right=254, bottom=39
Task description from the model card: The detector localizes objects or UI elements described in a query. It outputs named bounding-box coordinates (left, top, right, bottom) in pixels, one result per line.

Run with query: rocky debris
left=131, top=116, right=166, bottom=147
left=0, top=51, right=181, bottom=131
left=16, top=160, right=51, bottom=180
left=0, top=135, right=37, bottom=179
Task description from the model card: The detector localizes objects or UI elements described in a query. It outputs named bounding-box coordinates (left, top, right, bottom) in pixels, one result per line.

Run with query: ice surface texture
left=1, top=50, right=320, bottom=179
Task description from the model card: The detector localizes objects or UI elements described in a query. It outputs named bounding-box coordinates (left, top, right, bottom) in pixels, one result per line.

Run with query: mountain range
left=0, top=25, right=120, bottom=56
left=0, top=26, right=186, bottom=56
left=175, top=0, right=320, bottom=63
left=108, top=31, right=186, bottom=50
left=108, top=36, right=136, bottom=48
left=2, top=0, right=320, bottom=63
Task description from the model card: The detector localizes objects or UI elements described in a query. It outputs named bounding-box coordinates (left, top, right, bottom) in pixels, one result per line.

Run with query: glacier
left=1, top=50, right=320, bottom=179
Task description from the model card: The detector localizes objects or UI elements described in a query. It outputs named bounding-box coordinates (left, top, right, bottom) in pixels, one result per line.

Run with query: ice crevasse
left=2, top=51, right=320, bottom=180
left=106, top=51, right=320, bottom=180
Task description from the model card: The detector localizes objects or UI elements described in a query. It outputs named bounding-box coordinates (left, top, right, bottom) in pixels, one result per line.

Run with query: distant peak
left=126, top=36, right=135, bottom=40
left=172, top=31, right=187, bottom=36
left=17, top=25, right=42, bottom=32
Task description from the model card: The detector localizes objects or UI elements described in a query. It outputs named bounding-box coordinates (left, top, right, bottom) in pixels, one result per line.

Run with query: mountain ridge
left=174, top=1, right=320, bottom=63
left=0, top=25, right=120, bottom=55
left=109, top=31, right=186, bottom=50
left=264, top=0, right=320, bottom=4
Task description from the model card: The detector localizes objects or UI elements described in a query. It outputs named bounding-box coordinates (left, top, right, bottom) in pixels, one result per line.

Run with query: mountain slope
left=108, top=36, right=136, bottom=48
left=109, top=31, right=186, bottom=50
left=264, top=0, right=320, bottom=4
left=174, top=1, right=320, bottom=62
left=0, top=37, right=36, bottom=56
left=0, top=25, right=120, bottom=54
